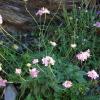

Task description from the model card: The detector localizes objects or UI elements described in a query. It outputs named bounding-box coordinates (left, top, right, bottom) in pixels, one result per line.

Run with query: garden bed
left=0, top=0, right=100, bottom=100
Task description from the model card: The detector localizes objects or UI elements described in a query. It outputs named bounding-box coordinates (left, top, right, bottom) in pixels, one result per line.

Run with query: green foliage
left=0, top=1, right=100, bottom=100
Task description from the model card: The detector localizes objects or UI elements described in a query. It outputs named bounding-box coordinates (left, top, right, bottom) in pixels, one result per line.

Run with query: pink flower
left=76, top=49, right=90, bottom=61
left=15, top=68, right=21, bottom=75
left=62, top=80, right=72, bottom=88
left=0, top=77, right=7, bottom=87
left=93, top=22, right=100, bottom=28
left=87, top=70, right=99, bottom=80
left=32, top=59, right=39, bottom=64
left=42, top=56, right=55, bottom=66
left=29, top=68, right=39, bottom=78
left=0, top=15, right=3, bottom=24
left=36, top=7, right=50, bottom=16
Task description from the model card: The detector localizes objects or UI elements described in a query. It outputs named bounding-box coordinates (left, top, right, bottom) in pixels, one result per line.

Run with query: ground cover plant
left=0, top=0, right=100, bottom=100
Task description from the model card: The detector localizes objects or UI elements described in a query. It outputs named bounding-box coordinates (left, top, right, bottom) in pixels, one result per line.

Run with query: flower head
left=85, top=10, right=88, bottom=12
left=0, top=77, right=7, bottom=87
left=62, top=80, right=72, bottom=88
left=87, top=70, right=99, bottom=80
left=93, top=22, right=100, bottom=28
left=50, top=41, right=57, bottom=47
left=0, top=66, right=2, bottom=71
left=70, top=43, right=77, bottom=48
left=0, top=41, right=3, bottom=45
left=29, top=68, right=39, bottom=78
left=69, top=17, right=73, bottom=20
left=76, top=49, right=90, bottom=62
left=15, top=68, right=21, bottom=75
left=0, top=15, right=3, bottom=24
left=96, top=11, right=100, bottom=15
left=32, top=59, right=39, bottom=64
left=42, top=56, right=55, bottom=66
left=26, top=63, right=32, bottom=67
left=0, top=63, right=2, bottom=71
left=12, top=44, right=19, bottom=50
left=36, top=7, right=50, bottom=16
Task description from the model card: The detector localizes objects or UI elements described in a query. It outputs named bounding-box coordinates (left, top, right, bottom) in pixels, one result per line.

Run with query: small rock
left=4, top=84, right=17, bottom=100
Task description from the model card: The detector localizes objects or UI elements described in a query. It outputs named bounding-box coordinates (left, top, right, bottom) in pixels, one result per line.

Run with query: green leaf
left=25, top=94, right=34, bottom=100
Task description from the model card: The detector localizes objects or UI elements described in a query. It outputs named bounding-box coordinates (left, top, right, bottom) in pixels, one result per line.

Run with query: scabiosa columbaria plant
left=29, top=68, right=39, bottom=78
left=76, top=49, right=90, bottom=62
left=0, top=77, right=7, bottom=87
left=62, top=80, right=72, bottom=88
left=42, top=56, right=55, bottom=66
left=87, top=70, right=99, bottom=80
left=36, top=7, right=50, bottom=16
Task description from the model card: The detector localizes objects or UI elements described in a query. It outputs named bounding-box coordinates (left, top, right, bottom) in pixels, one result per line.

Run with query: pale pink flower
left=0, top=15, right=3, bottom=24
left=36, top=7, right=50, bottom=16
left=42, top=56, right=55, bottom=66
left=32, top=59, right=39, bottom=64
left=62, top=80, right=72, bottom=88
left=50, top=41, right=57, bottom=47
left=29, top=68, right=39, bottom=78
left=87, top=70, right=99, bottom=80
left=76, top=49, right=90, bottom=61
left=0, top=77, right=7, bottom=87
left=15, top=68, right=21, bottom=75
left=93, top=22, right=100, bottom=28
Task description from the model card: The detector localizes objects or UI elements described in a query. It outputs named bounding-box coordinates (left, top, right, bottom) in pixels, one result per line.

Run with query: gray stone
left=4, top=84, right=17, bottom=100
left=0, top=0, right=95, bottom=33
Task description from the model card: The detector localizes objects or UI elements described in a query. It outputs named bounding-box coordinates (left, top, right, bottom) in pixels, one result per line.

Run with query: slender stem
left=39, top=16, right=42, bottom=53
left=49, top=46, right=54, bottom=55
left=44, top=0, right=63, bottom=35
left=65, top=48, right=72, bottom=58
left=42, top=14, right=48, bottom=55
left=24, top=2, right=41, bottom=31
left=43, top=13, right=46, bottom=32
left=49, top=65, right=56, bottom=78
left=36, top=64, right=45, bottom=73
left=0, top=26, right=17, bottom=41
left=0, top=53, right=8, bottom=61
left=0, top=26, right=33, bottom=52
left=2, top=70, right=8, bottom=76
left=19, top=75, right=26, bottom=81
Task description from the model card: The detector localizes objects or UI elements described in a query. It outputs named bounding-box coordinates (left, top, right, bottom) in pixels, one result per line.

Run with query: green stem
left=36, top=64, right=45, bottom=73
left=2, top=70, right=8, bottom=76
left=19, top=75, right=26, bottom=81
left=0, top=26, right=32, bottom=52
left=49, top=46, right=54, bottom=55
left=0, top=26, right=17, bottom=41
left=49, top=65, right=56, bottom=78
left=24, top=2, right=40, bottom=30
